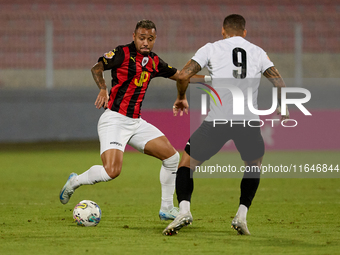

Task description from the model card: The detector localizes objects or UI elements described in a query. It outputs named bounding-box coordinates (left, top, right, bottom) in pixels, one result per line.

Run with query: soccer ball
left=73, top=200, right=101, bottom=227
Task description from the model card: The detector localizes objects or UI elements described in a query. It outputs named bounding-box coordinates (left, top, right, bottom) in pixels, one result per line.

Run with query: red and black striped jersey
left=98, top=41, right=177, bottom=118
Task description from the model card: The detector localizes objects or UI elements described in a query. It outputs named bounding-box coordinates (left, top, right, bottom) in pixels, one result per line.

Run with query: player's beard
left=140, top=48, right=150, bottom=55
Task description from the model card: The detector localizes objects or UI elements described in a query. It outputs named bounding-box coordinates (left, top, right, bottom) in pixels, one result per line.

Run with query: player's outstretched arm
left=173, top=60, right=202, bottom=116
left=169, top=70, right=205, bottom=83
left=91, top=61, right=109, bottom=109
left=263, top=66, right=289, bottom=121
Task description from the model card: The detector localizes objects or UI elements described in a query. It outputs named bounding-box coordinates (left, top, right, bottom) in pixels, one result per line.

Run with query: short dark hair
left=223, top=14, right=246, bottom=32
left=135, top=20, right=157, bottom=33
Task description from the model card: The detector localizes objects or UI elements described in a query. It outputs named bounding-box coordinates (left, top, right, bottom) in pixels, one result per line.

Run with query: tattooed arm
left=173, top=59, right=202, bottom=116
left=177, top=60, right=202, bottom=98
left=263, top=66, right=289, bottom=120
left=91, top=61, right=109, bottom=109
left=169, top=70, right=205, bottom=83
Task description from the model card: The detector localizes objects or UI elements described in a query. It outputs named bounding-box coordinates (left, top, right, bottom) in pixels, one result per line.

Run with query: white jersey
left=192, top=36, right=274, bottom=121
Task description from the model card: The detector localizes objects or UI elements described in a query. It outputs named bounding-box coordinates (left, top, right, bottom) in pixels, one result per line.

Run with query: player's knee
left=103, top=164, right=122, bottom=179
left=243, top=160, right=261, bottom=179
left=245, top=157, right=263, bottom=168
left=162, top=151, right=179, bottom=170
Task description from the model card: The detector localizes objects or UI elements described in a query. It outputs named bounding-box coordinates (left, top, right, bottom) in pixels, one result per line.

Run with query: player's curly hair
left=135, top=20, right=157, bottom=33
left=223, top=14, right=246, bottom=32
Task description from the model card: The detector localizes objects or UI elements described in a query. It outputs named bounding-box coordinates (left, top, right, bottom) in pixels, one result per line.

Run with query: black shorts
left=185, top=120, right=265, bottom=162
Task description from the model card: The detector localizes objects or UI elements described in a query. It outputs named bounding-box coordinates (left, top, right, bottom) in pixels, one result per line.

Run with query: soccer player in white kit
left=163, top=14, right=289, bottom=236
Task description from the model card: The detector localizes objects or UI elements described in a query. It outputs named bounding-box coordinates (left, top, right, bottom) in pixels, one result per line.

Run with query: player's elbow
left=91, top=62, right=104, bottom=75
left=178, top=71, right=190, bottom=83
left=90, top=66, right=98, bottom=76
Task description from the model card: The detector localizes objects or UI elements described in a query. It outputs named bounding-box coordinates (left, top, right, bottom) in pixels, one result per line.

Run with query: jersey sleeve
left=260, top=49, right=274, bottom=73
left=154, top=57, right=177, bottom=78
left=191, top=43, right=211, bottom=69
left=98, top=47, right=125, bottom=71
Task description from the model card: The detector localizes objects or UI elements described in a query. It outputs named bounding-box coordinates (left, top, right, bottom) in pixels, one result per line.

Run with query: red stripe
left=153, top=55, right=160, bottom=73
left=119, top=91, right=136, bottom=116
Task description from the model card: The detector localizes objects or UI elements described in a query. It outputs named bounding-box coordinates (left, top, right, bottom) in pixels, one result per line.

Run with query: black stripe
left=109, top=68, right=118, bottom=101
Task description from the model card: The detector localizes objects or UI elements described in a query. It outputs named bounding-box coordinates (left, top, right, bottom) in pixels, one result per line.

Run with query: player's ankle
left=179, top=200, right=191, bottom=214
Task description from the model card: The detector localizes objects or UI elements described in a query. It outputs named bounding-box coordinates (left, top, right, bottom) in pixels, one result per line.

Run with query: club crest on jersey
left=104, top=51, right=115, bottom=59
left=142, top=57, right=149, bottom=67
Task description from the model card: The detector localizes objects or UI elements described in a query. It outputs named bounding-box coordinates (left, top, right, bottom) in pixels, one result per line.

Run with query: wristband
left=204, top=75, right=212, bottom=82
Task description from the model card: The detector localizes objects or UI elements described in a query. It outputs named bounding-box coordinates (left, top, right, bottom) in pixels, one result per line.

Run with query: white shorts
left=98, top=109, right=164, bottom=154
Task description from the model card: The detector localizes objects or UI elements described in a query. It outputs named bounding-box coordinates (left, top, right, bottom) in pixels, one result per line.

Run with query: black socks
left=176, top=165, right=260, bottom=209
left=239, top=167, right=261, bottom=208
left=176, top=166, right=194, bottom=204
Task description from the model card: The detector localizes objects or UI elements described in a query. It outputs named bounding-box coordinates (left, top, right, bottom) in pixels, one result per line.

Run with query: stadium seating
left=0, top=0, right=339, bottom=69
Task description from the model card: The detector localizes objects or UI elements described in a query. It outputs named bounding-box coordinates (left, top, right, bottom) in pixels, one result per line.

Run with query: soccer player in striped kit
left=59, top=20, right=205, bottom=221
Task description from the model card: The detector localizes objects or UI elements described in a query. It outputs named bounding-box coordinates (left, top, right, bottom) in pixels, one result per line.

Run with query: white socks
left=159, top=152, right=179, bottom=211
left=71, top=165, right=112, bottom=189
left=179, top=200, right=191, bottom=214
left=236, top=204, right=248, bottom=221
left=69, top=152, right=179, bottom=212
left=179, top=203, right=247, bottom=218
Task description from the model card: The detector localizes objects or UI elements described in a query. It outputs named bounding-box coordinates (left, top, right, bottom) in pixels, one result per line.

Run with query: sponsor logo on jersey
left=134, top=71, right=149, bottom=87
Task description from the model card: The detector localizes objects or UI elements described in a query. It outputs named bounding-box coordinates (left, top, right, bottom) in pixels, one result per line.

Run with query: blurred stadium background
left=0, top=0, right=339, bottom=150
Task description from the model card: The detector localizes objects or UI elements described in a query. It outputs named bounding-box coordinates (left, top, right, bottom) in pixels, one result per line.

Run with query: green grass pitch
left=0, top=142, right=339, bottom=254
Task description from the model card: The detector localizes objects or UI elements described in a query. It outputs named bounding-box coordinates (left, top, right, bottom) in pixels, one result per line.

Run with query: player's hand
left=173, top=98, right=189, bottom=116
left=277, top=105, right=289, bottom=122
left=94, top=89, right=109, bottom=109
